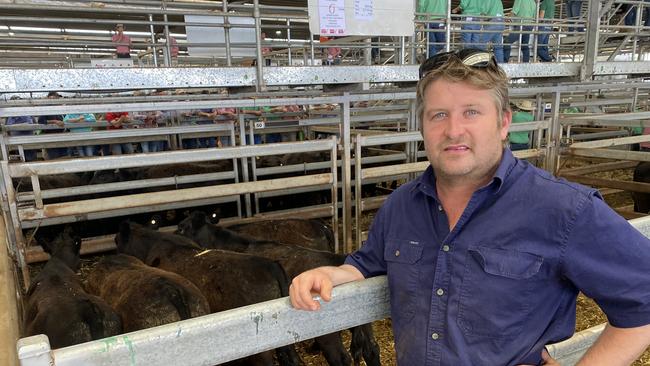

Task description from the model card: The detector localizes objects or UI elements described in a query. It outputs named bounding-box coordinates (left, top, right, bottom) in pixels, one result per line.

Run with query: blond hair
left=416, top=56, right=510, bottom=128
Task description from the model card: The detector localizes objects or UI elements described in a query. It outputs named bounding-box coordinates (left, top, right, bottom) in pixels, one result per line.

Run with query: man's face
left=116, top=25, right=124, bottom=33
left=421, top=79, right=511, bottom=184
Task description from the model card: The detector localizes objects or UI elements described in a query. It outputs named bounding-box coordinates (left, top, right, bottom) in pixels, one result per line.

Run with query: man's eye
left=431, top=112, right=447, bottom=120
left=465, top=109, right=479, bottom=116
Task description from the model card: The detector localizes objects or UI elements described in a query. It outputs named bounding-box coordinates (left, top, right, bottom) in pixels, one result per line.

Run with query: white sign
left=254, top=121, right=266, bottom=129
left=318, top=0, right=346, bottom=35
left=354, top=0, right=373, bottom=20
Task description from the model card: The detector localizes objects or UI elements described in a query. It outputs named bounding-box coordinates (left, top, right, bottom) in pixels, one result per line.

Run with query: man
left=104, top=111, right=134, bottom=155
left=503, top=0, right=536, bottom=62
left=509, top=99, right=535, bottom=150
left=479, top=0, right=505, bottom=63
left=112, top=23, right=132, bottom=59
left=290, top=49, right=650, bottom=365
left=452, top=0, right=481, bottom=49
left=418, top=0, right=448, bottom=57
left=565, top=0, right=584, bottom=32
left=37, top=92, right=68, bottom=159
left=537, top=0, right=554, bottom=62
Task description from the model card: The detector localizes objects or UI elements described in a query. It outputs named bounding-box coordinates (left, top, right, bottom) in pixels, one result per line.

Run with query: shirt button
left=436, top=288, right=444, bottom=296
left=442, top=245, right=450, bottom=252
left=395, top=250, right=400, bottom=257
left=431, top=333, right=439, bottom=340
left=437, top=204, right=443, bottom=211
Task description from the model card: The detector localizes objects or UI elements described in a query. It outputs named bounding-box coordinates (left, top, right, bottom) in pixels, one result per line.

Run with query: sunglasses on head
left=418, top=49, right=496, bottom=79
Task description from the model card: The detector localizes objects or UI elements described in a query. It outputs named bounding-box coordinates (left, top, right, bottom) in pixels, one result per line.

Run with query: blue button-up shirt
left=345, top=149, right=650, bottom=365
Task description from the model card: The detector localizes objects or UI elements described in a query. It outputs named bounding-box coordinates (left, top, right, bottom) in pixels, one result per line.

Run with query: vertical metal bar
left=399, top=36, right=406, bottom=64
left=310, top=31, right=316, bottom=65
left=364, top=38, right=372, bottom=65
left=163, top=12, right=173, bottom=67
left=0, top=161, right=29, bottom=290
left=286, top=19, right=292, bottom=65
left=148, top=14, right=159, bottom=67
left=249, top=120, right=261, bottom=215
left=330, top=136, right=339, bottom=253
left=223, top=0, right=232, bottom=66
left=545, top=92, right=562, bottom=174
left=354, top=133, right=362, bottom=250
left=532, top=0, right=540, bottom=62
left=632, top=87, right=639, bottom=112
left=238, top=113, right=252, bottom=217
left=446, top=0, right=452, bottom=52
left=253, top=0, right=266, bottom=91
left=341, top=93, right=352, bottom=252
left=581, top=0, right=600, bottom=80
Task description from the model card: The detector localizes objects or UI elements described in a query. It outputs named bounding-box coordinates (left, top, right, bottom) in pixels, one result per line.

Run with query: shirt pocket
left=457, top=246, right=543, bottom=338
left=384, top=239, right=424, bottom=322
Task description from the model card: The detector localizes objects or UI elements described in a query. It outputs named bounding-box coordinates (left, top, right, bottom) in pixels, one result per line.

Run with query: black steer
left=227, top=218, right=334, bottom=252
left=633, top=162, right=650, bottom=213
left=85, top=253, right=210, bottom=332
left=176, top=211, right=381, bottom=366
left=115, top=221, right=302, bottom=366
left=23, top=227, right=122, bottom=349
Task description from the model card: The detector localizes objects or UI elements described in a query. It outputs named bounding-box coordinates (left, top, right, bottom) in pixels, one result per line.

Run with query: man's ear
left=500, top=109, right=513, bottom=141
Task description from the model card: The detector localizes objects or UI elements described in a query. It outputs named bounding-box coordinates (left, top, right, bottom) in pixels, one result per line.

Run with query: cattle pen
left=3, top=0, right=650, bottom=364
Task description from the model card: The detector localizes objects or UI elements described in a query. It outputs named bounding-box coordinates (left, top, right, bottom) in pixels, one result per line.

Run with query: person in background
left=503, top=0, right=536, bottom=63
left=289, top=48, right=650, bottom=365
left=215, top=107, right=237, bottom=147
left=479, top=0, right=505, bottom=63
left=112, top=23, right=132, bottom=59
left=452, top=0, right=482, bottom=49
left=320, top=36, right=342, bottom=65
left=418, top=0, right=448, bottom=57
left=623, top=0, right=650, bottom=28
left=37, top=92, right=69, bottom=159
left=537, top=0, right=555, bottom=62
left=509, top=99, right=535, bottom=150
left=261, top=32, right=272, bottom=66
left=105, top=111, right=134, bottom=155
left=565, top=0, right=584, bottom=32
left=195, top=108, right=218, bottom=148
left=5, top=97, right=37, bottom=161
left=63, top=112, right=96, bottom=157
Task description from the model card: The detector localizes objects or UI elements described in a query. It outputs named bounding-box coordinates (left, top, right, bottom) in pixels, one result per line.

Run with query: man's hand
left=541, top=349, right=560, bottom=365
left=289, top=264, right=364, bottom=311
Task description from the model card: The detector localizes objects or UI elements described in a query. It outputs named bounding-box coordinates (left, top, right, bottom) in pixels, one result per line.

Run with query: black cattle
left=85, top=254, right=210, bottom=332
left=176, top=211, right=381, bottom=366
left=23, top=227, right=122, bottom=349
left=633, top=162, right=650, bottom=213
left=115, top=221, right=301, bottom=366
left=227, top=218, right=334, bottom=252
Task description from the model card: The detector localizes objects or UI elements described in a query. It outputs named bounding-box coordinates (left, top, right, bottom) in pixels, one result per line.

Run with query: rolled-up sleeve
left=562, top=192, right=650, bottom=328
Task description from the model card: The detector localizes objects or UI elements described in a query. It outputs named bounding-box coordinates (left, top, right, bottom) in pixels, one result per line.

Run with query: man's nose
left=444, top=114, right=465, bottom=139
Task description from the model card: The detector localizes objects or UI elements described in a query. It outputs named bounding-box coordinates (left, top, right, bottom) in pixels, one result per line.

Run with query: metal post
left=223, top=0, right=232, bottom=66
left=446, top=0, right=452, bottom=52
left=341, top=93, right=353, bottom=252
left=253, top=0, right=266, bottom=91
left=354, top=133, right=362, bottom=250
left=545, top=92, right=562, bottom=173
left=532, top=0, right=540, bottom=62
left=364, top=38, right=372, bottom=65
left=148, top=14, right=158, bottom=67
left=286, top=19, right=292, bottom=65
left=399, top=36, right=406, bottom=64
left=162, top=10, right=172, bottom=67
left=581, top=0, right=600, bottom=81
left=310, top=31, right=316, bottom=65
left=238, top=113, right=252, bottom=217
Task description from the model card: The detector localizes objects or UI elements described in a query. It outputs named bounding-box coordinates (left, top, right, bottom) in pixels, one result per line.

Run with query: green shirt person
left=419, top=0, right=449, bottom=56
left=509, top=100, right=535, bottom=150
left=537, top=0, right=555, bottom=62
left=452, top=0, right=482, bottom=48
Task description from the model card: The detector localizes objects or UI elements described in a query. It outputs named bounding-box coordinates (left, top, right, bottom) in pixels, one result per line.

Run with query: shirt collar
left=413, top=148, right=517, bottom=198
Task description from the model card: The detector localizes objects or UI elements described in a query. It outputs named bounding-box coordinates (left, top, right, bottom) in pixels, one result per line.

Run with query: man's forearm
left=577, top=323, right=650, bottom=366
